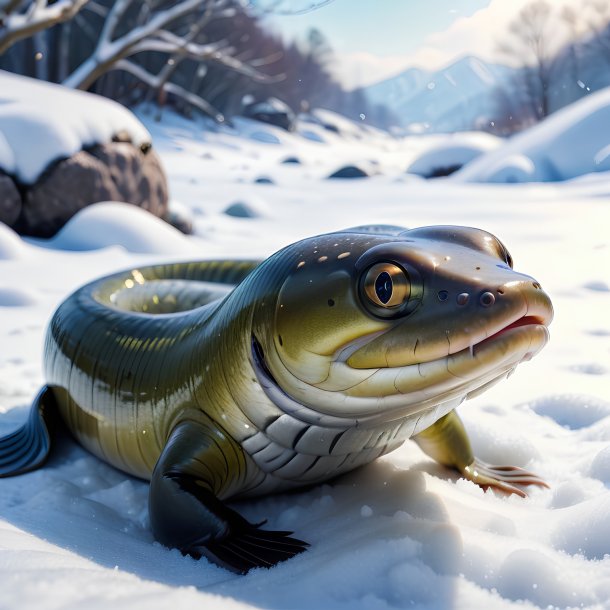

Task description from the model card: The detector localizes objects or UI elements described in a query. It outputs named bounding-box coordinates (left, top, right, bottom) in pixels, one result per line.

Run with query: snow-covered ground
left=0, top=104, right=609, bottom=610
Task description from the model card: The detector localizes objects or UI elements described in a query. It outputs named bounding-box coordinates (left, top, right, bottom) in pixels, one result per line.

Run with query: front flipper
left=149, top=416, right=308, bottom=573
left=413, top=411, right=548, bottom=497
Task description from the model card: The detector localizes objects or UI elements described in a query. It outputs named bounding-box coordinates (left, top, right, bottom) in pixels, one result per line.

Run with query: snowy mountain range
left=363, top=56, right=515, bottom=133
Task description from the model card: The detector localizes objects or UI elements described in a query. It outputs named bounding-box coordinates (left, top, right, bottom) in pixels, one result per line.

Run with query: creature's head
left=250, top=226, right=553, bottom=427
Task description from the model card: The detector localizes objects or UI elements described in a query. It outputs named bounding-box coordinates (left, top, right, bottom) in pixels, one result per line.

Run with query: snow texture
left=0, top=71, right=150, bottom=184
left=0, top=98, right=609, bottom=610
left=29, top=201, right=201, bottom=255
left=454, top=86, right=610, bottom=183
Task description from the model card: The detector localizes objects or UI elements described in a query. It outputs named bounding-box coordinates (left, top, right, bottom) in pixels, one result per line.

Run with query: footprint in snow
left=529, top=394, right=610, bottom=429
left=569, top=363, right=608, bottom=375
left=583, top=281, right=609, bottom=292
left=586, top=329, right=610, bottom=337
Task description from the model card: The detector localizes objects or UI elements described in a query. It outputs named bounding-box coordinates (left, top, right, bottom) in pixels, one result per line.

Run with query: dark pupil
left=375, top=272, right=393, bottom=304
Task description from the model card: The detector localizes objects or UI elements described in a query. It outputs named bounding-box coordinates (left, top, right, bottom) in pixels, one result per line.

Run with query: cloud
left=406, top=0, right=579, bottom=69
left=328, top=52, right=417, bottom=89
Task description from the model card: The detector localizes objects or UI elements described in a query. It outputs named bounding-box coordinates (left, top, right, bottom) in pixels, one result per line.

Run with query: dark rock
left=254, top=176, right=274, bottom=184
left=165, top=204, right=194, bottom=235
left=22, top=151, right=119, bottom=237
left=323, top=123, right=340, bottom=134
left=328, top=165, right=370, bottom=179
left=223, top=199, right=267, bottom=219
left=20, top=142, right=168, bottom=237
left=89, top=143, right=168, bottom=217
left=0, top=172, right=22, bottom=227
left=281, top=156, right=301, bottom=164
left=425, top=164, right=463, bottom=178
left=243, top=98, right=295, bottom=132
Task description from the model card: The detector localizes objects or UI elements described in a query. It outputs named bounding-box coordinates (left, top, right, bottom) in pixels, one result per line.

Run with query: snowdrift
left=454, top=86, right=610, bottom=183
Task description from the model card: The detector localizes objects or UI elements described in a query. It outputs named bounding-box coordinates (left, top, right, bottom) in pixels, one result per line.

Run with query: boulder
left=0, top=172, right=21, bottom=227
left=18, top=142, right=168, bottom=237
left=328, top=165, right=370, bottom=179
left=243, top=98, right=296, bottom=132
left=0, top=73, right=170, bottom=237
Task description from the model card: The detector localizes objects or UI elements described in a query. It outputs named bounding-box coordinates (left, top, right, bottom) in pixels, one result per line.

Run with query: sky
left=265, top=0, right=589, bottom=88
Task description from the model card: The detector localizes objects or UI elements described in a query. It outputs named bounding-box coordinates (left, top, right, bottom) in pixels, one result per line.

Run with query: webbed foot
left=414, top=411, right=549, bottom=498
left=150, top=419, right=309, bottom=574
left=463, top=459, right=549, bottom=498
left=170, top=472, right=309, bottom=574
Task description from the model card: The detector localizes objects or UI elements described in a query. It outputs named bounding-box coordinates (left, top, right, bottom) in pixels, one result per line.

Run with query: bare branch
left=246, top=0, right=335, bottom=16
left=64, top=0, right=234, bottom=89
left=114, top=58, right=225, bottom=122
left=0, top=0, right=89, bottom=55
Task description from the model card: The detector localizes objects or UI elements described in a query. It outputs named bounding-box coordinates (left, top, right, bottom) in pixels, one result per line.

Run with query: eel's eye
left=363, top=263, right=410, bottom=309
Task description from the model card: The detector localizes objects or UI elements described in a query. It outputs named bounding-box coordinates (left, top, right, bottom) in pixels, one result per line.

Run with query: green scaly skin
left=0, top=225, right=554, bottom=573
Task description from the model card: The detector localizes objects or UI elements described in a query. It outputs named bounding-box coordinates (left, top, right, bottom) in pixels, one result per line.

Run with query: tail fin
left=0, top=386, right=57, bottom=477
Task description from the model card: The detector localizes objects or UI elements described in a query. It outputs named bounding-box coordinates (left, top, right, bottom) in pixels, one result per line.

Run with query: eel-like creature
left=0, top=225, right=553, bottom=573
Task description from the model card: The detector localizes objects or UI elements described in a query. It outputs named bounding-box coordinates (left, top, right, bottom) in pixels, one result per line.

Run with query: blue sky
left=267, top=0, right=489, bottom=56
left=264, top=0, right=583, bottom=88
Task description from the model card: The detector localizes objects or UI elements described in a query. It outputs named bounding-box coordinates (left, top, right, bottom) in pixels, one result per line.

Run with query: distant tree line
left=492, top=0, right=610, bottom=133
left=0, top=0, right=376, bottom=126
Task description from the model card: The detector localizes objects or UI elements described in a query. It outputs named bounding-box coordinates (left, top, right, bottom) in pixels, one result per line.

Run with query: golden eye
left=363, top=263, right=410, bottom=308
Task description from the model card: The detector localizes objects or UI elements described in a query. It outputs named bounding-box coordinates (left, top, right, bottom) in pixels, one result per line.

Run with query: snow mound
left=528, top=394, right=610, bottom=429
left=0, top=71, right=150, bottom=184
left=590, top=447, right=610, bottom=486
left=454, top=87, right=610, bottom=182
left=38, top=202, right=200, bottom=254
left=0, top=223, right=27, bottom=260
left=553, top=496, right=610, bottom=559
left=406, top=133, right=501, bottom=178
left=0, top=287, right=38, bottom=307
left=497, top=549, right=587, bottom=607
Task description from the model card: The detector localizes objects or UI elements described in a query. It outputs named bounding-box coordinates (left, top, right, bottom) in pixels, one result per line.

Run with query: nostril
left=456, top=293, right=470, bottom=306
left=480, top=291, right=495, bottom=307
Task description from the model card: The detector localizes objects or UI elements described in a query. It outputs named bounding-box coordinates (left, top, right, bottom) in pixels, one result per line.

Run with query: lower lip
left=472, top=316, right=549, bottom=361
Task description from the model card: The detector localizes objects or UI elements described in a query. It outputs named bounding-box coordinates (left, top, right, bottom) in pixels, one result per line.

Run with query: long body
left=44, top=256, right=440, bottom=498
left=1, top=225, right=553, bottom=573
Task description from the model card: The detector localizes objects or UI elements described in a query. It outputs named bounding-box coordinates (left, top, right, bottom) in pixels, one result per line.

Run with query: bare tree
left=498, top=0, right=556, bottom=121
left=0, top=0, right=89, bottom=54
left=0, top=0, right=339, bottom=122
left=567, top=0, right=610, bottom=64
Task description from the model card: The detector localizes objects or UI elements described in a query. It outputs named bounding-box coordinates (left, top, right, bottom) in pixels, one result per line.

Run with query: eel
left=0, top=225, right=553, bottom=573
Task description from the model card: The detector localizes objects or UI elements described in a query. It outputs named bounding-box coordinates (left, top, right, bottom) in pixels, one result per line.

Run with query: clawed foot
left=463, top=458, right=549, bottom=497
left=187, top=519, right=309, bottom=574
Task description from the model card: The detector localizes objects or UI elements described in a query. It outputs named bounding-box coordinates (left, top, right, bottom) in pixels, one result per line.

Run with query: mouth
left=249, top=304, right=552, bottom=427
left=472, top=315, right=550, bottom=360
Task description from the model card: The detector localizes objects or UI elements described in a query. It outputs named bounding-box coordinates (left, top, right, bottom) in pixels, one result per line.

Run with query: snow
left=455, top=86, right=610, bottom=183
left=406, top=132, right=501, bottom=177
left=0, top=99, right=609, bottom=610
left=28, top=201, right=201, bottom=255
left=0, top=71, right=150, bottom=184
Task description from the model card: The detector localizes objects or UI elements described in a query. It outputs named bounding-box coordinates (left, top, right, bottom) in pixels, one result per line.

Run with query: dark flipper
left=149, top=417, right=309, bottom=574
left=0, top=386, right=58, bottom=477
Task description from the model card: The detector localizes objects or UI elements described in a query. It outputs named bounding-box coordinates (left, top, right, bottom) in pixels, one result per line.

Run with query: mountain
left=363, top=56, right=515, bottom=133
